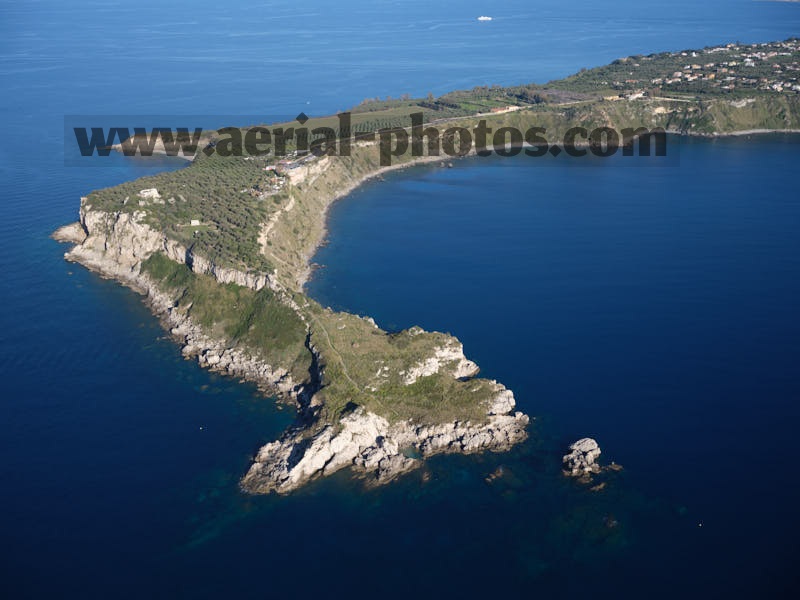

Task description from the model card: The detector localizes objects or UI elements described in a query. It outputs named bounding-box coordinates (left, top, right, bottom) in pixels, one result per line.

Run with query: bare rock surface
left=241, top=394, right=529, bottom=494
left=563, top=438, right=602, bottom=477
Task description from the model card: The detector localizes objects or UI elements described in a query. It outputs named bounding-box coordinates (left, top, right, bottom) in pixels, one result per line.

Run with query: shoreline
left=297, top=150, right=458, bottom=289
left=298, top=124, right=800, bottom=289
left=58, top=242, right=304, bottom=400
left=688, top=128, right=800, bottom=137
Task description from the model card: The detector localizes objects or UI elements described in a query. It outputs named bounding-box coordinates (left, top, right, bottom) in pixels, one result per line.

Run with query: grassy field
left=303, top=301, right=497, bottom=424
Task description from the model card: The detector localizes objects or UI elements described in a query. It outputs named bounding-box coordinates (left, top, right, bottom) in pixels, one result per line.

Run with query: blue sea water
left=1, top=1, right=799, bottom=598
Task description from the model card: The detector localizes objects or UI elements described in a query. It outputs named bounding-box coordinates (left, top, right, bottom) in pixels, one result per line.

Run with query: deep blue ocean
left=2, top=1, right=799, bottom=598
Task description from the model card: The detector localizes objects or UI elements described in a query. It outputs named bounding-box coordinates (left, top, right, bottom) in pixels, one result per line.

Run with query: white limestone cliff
left=241, top=389, right=529, bottom=494
left=401, top=341, right=479, bottom=384
left=71, top=197, right=274, bottom=291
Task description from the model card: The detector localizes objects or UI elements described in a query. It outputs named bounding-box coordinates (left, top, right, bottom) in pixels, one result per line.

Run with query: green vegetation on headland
left=72, top=39, right=800, bottom=434
left=140, top=252, right=496, bottom=425
left=141, top=252, right=310, bottom=381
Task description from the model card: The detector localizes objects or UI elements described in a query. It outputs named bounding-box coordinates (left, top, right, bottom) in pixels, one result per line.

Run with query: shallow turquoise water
left=1, top=1, right=800, bottom=598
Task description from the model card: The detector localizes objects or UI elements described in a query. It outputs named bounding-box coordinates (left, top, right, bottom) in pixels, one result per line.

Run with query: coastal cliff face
left=58, top=223, right=304, bottom=398
left=71, top=198, right=274, bottom=291
left=242, top=391, right=528, bottom=494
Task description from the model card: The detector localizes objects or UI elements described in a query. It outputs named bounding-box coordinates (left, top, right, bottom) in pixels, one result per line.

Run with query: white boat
left=477, top=16, right=492, bottom=22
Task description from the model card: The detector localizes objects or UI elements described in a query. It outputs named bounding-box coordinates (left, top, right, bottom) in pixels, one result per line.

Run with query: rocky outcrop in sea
left=563, top=438, right=602, bottom=477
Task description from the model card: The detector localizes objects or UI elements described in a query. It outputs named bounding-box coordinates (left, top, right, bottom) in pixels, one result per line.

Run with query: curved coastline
left=54, top=39, right=800, bottom=493
left=296, top=151, right=458, bottom=290
left=54, top=121, right=800, bottom=493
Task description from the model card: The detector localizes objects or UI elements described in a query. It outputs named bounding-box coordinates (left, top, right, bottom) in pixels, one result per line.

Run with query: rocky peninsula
left=55, top=40, right=800, bottom=493
left=54, top=199, right=528, bottom=493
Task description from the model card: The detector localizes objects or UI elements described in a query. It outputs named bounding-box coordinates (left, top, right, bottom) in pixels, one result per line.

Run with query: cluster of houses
left=270, top=151, right=318, bottom=174
left=259, top=151, right=314, bottom=195
left=610, top=40, right=800, bottom=97
left=264, top=152, right=329, bottom=187
left=604, top=90, right=647, bottom=102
